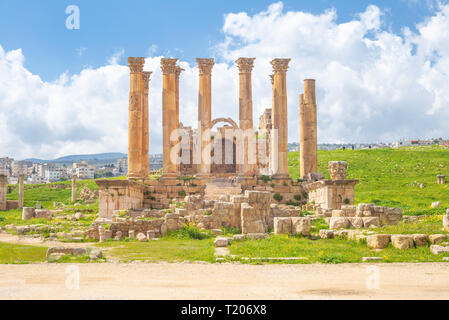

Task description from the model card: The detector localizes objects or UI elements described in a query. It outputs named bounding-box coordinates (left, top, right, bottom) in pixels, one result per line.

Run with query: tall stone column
left=175, top=66, right=184, bottom=128
left=270, top=58, right=291, bottom=179
left=0, top=174, right=7, bottom=211
left=300, top=79, right=318, bottom=179
left=18, top=174, right=24, bottom=209
left=161, top=58, right=178, bottom=179
left=127, top=57, right=145, bottom=180
left=236, top=58, right=256, bottom=177
left=71, top=175, right=77, bottom=202
left=196, top=58, right=214, bottom=177
left=142, top=71, right=152, bottom=178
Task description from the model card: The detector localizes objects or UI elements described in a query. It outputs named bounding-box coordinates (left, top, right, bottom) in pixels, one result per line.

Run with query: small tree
left=273, top=193, right=283, bottom=203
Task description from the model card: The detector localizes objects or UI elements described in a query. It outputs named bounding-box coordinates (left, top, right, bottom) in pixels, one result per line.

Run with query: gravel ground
left=1, top=262, right=449, bottom=300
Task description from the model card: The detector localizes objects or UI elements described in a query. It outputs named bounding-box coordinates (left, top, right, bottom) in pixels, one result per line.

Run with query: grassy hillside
left=289, top=145, right=449, bottom=215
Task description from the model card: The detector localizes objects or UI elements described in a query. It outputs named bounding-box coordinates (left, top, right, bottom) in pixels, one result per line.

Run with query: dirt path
left=1, top=262, right=449, bottom=300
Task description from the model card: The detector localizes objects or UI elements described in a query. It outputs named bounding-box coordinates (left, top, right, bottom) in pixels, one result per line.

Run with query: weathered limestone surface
left=274, top=217, right=292, bottom=235
left=444, top=210, right=449, bottom=232
left=391, top=235, right=414, bottom=250
left=196, top=58, right=214, bottom=178
left=161, top=58, right=179, bottom=179
left=236, top=58, right=256, bottom=177
left=0, top=174, right=7, bottom=211
left=367, top=234, right=391, bottom=249
left=328, top=161, right=348, bottom=180
left=299, top=79, right=318, bottom=179
left=127, top=57, right=145, bottom=179
left=22, top=207, right=35, bottom=220
left=270, top=58, right=290, bottom=178
left=18, top=174, right=24, bottom=209
left=413, top=234, right=429, bottom=247
left=429, top=234, right=447, bottom=244
left=141, top=71, right=152, bottom=178
left=96, top=180, right=145, bottom=218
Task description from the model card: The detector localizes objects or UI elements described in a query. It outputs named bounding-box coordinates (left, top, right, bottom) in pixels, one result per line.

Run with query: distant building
left=116, top=158, right=128, bottom=175
left=11, top=160, right=32, bottom=177
left=73, top=161, right=95, bottom=179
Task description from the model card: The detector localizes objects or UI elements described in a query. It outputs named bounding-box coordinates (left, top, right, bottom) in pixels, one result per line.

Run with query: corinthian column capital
left=270, top=58, right=291, bottom=73
left=236, top=57, right=256, bottom=74
left=128, top=57, right=145, bottom=73
left=196, top=58, right=215, bottom=75
left=142, top=71, right=152, bottom=89
left=160, top=58, right=178, bottom=75
left=269, top=74, right=274, bottom=85
left=175, top=66, right=184, bottom=80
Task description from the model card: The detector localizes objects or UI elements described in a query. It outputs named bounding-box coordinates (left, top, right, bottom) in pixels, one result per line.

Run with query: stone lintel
left=95, top=179, right=146, bottom=191
left=128, top=57, right=145, bottom=73
left=303, top=179, right=359, bottom=192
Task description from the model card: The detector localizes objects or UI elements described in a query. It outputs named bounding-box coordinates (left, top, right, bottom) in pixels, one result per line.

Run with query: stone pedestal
left=0, top=174, right=6, bottom=211
left=270, top=58, right=291, bottom=179
left=161, top=58, right=179, bottom=180
left=142, top=71, right=152, bottom=178
left=236, top=57, right=256, bottom=177
left=18, top=174, right=24, bottom=209
left=71, top=175, right=77, bottom=202
left=437, top=175, right=446, bottom=185
left=127, top=57, right=145, bottom=180
left=299, top=79, right=318, bottom=179
left=196, top=58, right=215, bottom=178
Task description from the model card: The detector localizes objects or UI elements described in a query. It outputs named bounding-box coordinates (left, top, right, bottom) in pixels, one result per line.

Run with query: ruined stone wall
left=96, top=180, right=144, bottom=218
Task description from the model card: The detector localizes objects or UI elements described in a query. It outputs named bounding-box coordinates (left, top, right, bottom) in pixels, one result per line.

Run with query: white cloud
left=2, top=2, right=449, bottom=159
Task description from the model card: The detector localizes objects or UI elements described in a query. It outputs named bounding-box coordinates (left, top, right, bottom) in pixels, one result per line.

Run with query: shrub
left=270, top=183, right=275, bottom=188
left=344, top=198, right=350, bottom=205
left=286, top=200, right=300, bottom=207
left=221, top=226, right=240, bottom=235
left=302, top=191, right=309, bottom=199
left=178, top=190, right=186, bottom=197
left=294, top=194, right=302, bottom=201
left=167, top=223, right=213, bottom=240
left=203, top=210, right=212, bottom=216
left=273, top=193, right=283, bottom=202
left=260, top=175, right=271, bottom=184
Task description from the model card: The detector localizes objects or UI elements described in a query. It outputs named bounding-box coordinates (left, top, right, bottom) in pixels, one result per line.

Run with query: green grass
left=371, top=215, right=445, bottom=235
left=289, top=145, right=449, bottom=216
left=229, top=235, right=449, bottom=264
left=0, top=242, right=47, bottom=264
left=96, top=238, right=216, bottom=263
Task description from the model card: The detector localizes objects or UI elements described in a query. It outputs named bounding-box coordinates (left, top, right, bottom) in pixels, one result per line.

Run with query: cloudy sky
left=1, top=0, right=449, bottom=159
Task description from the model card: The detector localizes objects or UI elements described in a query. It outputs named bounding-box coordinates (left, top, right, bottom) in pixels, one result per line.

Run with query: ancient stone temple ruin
left=94, top=55, right=387, bottom=238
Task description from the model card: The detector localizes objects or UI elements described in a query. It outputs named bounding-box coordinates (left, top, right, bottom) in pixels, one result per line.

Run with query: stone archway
left=210, top=117, right=239, bottom=130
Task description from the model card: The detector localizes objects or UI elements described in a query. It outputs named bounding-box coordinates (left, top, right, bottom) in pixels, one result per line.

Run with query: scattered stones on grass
left=366, top=234, right=391, bottom=249
left=319, top=229, right=334, bottom=239
left=429, top=234, right=447, bottom=244
left=214, top=237, right=229, bottom=247
left=137, top=233, right=147, bottom=242
left=362, top=257, right=383, bottom=262
left=430, top=245, right=449, bottom=255
left=46, top=247, right=86, bottom=260
left=391, top=235, right=414, bottom=250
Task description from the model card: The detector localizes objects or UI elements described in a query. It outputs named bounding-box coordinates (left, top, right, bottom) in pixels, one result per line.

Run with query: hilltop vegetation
left=289, top=145, right=449, bottom=216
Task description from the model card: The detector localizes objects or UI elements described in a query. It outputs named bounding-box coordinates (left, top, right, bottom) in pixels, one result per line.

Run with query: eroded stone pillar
left=142, top=71, right=152, bottom=178
left=299, top=79, right=318, bottom=179
left=196, top=58, right=214, bottom=177
left=18, top=174, right=24, bottom=209
left=270, top=58, right=291, bottom=179
left=161, top=58, right=178, bottom=179
left=127, top=57, right=145, bottom=179
left=0, top=174, right=7, bottom=211
left=71, top=175, right=77, bottom=202
left=236, top=58, right=256, bottom=177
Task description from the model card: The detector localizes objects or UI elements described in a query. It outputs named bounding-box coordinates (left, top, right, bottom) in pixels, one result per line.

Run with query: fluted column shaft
left=236, top=57, right=256, bottom=176
left=142, top=71, right=152, bottom=178
left=127, top=57, right=145, bottom=180
left=196, top=58, right=214, bottom=177
left=161, top=58, right=178, bottom=179
left=270, top=58, right=291, bottom=178
left=300, top=79, right=318, bottom=179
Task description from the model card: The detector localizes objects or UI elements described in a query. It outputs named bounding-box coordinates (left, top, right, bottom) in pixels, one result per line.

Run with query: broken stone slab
left=391, top=235, right=414, bottom=250
left=362, top=257, right=383, bottom=262
left=429, top=234, right=447, bottom=244
left=319, top=229, right=334, bottom=239
left=128, top=230, right=135, bottom=240
left=334, top=229, right=349, bottom=238
left=273, top=217, right=292, bottom=235
left=348, top=217, right=364, bottom=229
left=292, top=217, right=311, bottom=236
left=362, top=217, right=380, bottom=228
left=22, top=207, right=35, bottom=220
left=246, top=233, right=269, bottom=240
left=329, top=217, right=350, bottom=229
left=413, top=234, right=429, bottom=247
left=233, top=234, right=244, bottom=241
left=366, top=234, right=391, bottom=249
left=89, top=249, right=103, bottom=260
left=430, top=245, right=449, bottom=255
left=136, top=233, right=147, bottom=242
left=35, top=209, right=52, bottom=219
left=214, top=237, right=229, bottom=247
left=46, top=247, right=86, bottom=260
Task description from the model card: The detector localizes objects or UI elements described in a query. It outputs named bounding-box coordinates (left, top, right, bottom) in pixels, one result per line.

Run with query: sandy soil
left=1, top=262, right=449, bottom=300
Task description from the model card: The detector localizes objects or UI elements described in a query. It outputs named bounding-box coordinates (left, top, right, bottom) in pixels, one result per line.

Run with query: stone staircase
left=204, top=178, right=242, bottom=200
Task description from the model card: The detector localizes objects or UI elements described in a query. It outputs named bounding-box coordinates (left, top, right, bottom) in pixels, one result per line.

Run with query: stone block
left=128, top=230, right=135, bottom=240
left=291, top=217, right=311, bottom=236
left=366, top=234, right=391, bottom=249
left=430, top=245, right=449, bottom=255
left=413, top=234, right=428, bottom=247
left=273, top=217, right=292, bottom=235
left=22, top=207, right=35, bottom=220
left=429, top=234, right=447, bottom=244
left=214, top=237, right=229, bottom=247
left=329, top=217, right=350, bottom=229
left=137, top=233, right=147, bottom=242
left=35, top=209, right=52, bottom=219
left=431, top=201, right=442, bottom=209
left=319, top=229, right=334, bottom=239
left=363, top=217, right=380, bottom=228
left=348, top=217, right=364, bottom=229
left=391, top=235, right=414, bottom=250
left=332, top=210, right=345, bottom=218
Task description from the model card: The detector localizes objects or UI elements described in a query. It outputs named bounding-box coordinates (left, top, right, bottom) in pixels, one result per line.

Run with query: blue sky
left=1, top=0, right=449, bottom=159
left=0, top=0, right=442, bottom=81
